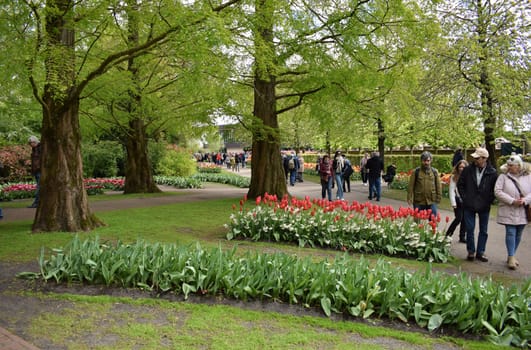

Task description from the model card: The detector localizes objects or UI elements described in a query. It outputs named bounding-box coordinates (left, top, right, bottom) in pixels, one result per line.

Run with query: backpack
left=343, top=163, right=353, bottom=178
left=414, top=167, right=438, bottom=185
left=288, top=157, right=295, bottom=170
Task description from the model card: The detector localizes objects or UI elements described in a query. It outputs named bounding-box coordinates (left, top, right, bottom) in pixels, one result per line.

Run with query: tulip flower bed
left=196, top=162, right=222, bottom=173
left=154, top=172, right=250, bottom=188
left=22, top=236, right=530, bottom=347
left=191, top=172, right=250, bottom=188
left=0, top=178, right=126, bottom=201
left=0, top=173, right=250, bottom=201
left=154, top=175, right=203, bottom=188
left=226, top=194, right=451, bottom=263
left=84, top=178, right=125, bottom=191
left=0, top=183, right=37, bottom=200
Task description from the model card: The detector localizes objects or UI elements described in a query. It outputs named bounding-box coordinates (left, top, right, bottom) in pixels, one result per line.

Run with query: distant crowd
left=194, top=151, right=251, bottom=172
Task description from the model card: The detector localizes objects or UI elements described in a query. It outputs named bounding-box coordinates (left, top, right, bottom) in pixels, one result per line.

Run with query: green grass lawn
left=0, top=188, right=509, bottom=349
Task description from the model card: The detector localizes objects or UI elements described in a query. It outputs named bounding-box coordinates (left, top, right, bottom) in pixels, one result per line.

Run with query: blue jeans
left=334, top=173, right=344, bottom=199
left=321, top=177, right=333, bottom=201
left=368, top=177, right=381, bottom=200
left=0, top=207, right=3, bottom=218
left=505, top=224, right=525, bottom=257
left=33, top=172, right=41, bottom=206
left=413, top=204, right=438, bottom=220
left=463, top=209, right=490, bottom=255
left=289, top=170, right=297, bottom=186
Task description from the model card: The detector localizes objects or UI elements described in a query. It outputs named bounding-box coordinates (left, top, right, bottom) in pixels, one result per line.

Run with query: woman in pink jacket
left=494, top=155, right=531, bottom=270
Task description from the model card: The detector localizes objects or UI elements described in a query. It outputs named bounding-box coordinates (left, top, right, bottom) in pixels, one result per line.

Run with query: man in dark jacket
left=364, top=151, right=384, bottom=201
left=457, top=147, right=498, bottom=262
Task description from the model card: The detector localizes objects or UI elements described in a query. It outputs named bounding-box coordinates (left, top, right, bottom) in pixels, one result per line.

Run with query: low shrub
left=82, top=141, right=122, bottom=178
left=157, top=147, right=196, bottom=177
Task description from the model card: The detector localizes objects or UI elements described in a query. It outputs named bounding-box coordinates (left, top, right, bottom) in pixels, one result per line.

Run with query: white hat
left=506, top=154, right=523, bottom=167
left=471, top=147, right=489, bottom=159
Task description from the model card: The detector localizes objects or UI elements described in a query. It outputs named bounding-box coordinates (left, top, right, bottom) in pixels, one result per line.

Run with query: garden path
left=3, top=166, right=530, bottom=279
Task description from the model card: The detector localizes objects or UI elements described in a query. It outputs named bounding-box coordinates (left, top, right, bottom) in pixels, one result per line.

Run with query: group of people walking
left=407, top=147, right=530, bottom=270
left=282, top=151, right=305, bottom=187
left=316, top=151, right=354, bottom=201
left=317, top=150, right=395, bottom=202
left=315, top=146, right=529, bottom=270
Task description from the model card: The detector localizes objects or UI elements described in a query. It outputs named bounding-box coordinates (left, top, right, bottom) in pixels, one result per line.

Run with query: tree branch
left=276, top=85, right=324, bottom=115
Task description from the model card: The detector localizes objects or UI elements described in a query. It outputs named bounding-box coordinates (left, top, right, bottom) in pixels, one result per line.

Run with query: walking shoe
left=466, top=253, right=475, bottom=261
left=27, top=204, right=38, bottom=208
left=459, top=238, right=467, bottom=243
left=507, top=256, right=517, bottom=270
left=475, top=254, right=488, bottom=262
left=507, top=257, right=519, bottom=267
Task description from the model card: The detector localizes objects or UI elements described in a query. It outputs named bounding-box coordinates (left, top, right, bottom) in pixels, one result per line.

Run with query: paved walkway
left=1, top=167, right=529, bottom=349
left=0, top=327, right=39, bottom=350
left=287, top=171, right=531, bottom=279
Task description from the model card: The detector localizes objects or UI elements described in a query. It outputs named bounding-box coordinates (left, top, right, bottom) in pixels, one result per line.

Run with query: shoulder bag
left=505, top=175, right=531, bottom=222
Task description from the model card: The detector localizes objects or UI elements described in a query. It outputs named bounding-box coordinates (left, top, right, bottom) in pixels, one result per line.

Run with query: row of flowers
left=0, top=173, right=251, bottom=201
left=0, top=178, right=126, bottom=201
left=226, top=193, right=451, bottom=263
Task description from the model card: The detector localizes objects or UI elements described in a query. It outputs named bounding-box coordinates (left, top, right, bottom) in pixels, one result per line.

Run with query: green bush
left=156, top=148, right=197, bottom=177
left=384, top=154, right=453, bottom=175
left=82, top=141, right=123, bottom=178
left=148, top=141, right=166, bottom=176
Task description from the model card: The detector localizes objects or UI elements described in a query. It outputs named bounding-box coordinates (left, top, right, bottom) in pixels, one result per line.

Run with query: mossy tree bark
left=247, top=78, right=288, bottom=200
left=32, top=0, right=103, bottom=232
left=246, top=0, right=287, bottom=200
left=124, top=119, right=160, bottom=194
left=122, top=0, right=160, bottom=194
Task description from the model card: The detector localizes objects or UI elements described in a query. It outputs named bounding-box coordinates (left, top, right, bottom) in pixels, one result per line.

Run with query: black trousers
left=446, top=202, right=466, bottom=239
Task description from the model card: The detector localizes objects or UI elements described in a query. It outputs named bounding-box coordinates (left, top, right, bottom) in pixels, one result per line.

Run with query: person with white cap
left=494, top=154, right=531, bottom=270
left=457, top=147, right=498, bottom=262
left=28, top=135, right=41, bottom=208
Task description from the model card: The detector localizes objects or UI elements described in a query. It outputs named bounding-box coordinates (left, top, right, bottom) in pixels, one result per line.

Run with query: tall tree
left=81, top=1, right=233, bottom=194
left=435, top=0, right=531, bottom=166
left=122, top=0, right=160, bottom=194
left=17, top=0, right=240, bottom=232
left=223, top=0, right=428, bottom=199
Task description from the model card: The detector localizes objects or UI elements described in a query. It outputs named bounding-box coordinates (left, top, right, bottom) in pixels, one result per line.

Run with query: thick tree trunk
left=247, top=0, right=287, bottom=200
left=124, top=119, right=160, bottom=194
left=122, top=1, right=159, bottom=194
left=247, top=78, right=287, bottom=199
left=32, top=0, right=103, bottom=232
left=33, top=99, right=104, bottom=232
